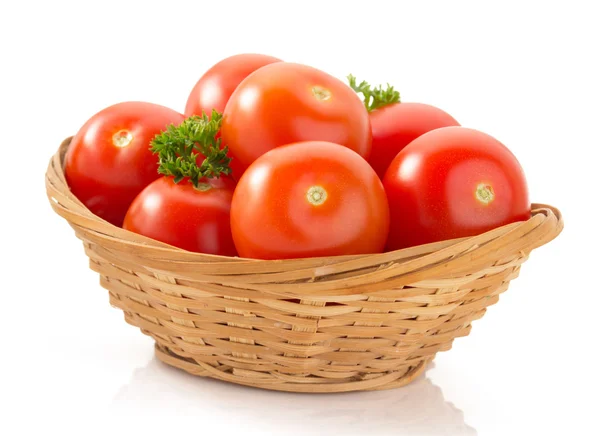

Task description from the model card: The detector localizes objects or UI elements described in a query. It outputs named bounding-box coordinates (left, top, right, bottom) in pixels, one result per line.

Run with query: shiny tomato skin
left=123, top=176, right=237, bottom=255
left=64, top=102, right=185, bottom=227
left=230, top=141, right=389, bottom=260
left=383, top=126, right=530, bottom=250
left=184, top=53, right=282, bottom=117
left=369, top=103, right=460, bottom=178
left=221, top=63, right=372, bottom=179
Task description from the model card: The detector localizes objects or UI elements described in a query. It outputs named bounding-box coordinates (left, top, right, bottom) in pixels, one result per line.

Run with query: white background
left=1, top=1, right=598, bottom=435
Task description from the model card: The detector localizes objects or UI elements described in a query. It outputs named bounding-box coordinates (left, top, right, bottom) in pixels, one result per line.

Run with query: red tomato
left=383, top=126, right=530, bottom=250
left=64, top=102, right=185, bottom=227
left=184, top=53, right=282, bottom=117
left=221, top=63, right=372, bottom=179
left=369, top=103, right=459, bottom=178
left=231, top=141, right=389, bottom=260
left=123, top=176, right=237, bottom=255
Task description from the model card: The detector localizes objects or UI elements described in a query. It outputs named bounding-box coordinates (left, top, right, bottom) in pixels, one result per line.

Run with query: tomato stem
left=306, top=186, right=328, bottom=206
left=112, top=130, right=133, bottom=148
left=194, top=182, right=212, bottom=192
left=475, top=183, right=495, bottom=205
left=312, top=86, right=331, bottom=101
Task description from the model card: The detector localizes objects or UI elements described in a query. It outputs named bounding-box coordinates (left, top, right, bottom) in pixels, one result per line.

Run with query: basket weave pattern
left=46, top=138, right=563, bottom=393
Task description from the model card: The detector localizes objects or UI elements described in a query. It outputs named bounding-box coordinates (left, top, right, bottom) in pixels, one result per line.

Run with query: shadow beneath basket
left=112, top=357, right=476, bottom=435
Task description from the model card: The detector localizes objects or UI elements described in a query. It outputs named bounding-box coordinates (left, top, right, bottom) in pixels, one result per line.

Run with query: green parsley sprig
left=347, top=74, right=401, bottom=112
left=150, top=110, right=231, bottom=188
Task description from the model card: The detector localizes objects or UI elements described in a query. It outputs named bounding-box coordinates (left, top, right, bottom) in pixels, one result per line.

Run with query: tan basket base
left=155, top=343, right=430, bottom=393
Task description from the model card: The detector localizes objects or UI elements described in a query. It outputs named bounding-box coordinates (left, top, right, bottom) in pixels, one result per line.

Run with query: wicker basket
left=46, top=137, right=563, bottom=393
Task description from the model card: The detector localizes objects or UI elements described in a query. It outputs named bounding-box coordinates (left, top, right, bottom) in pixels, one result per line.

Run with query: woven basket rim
left=46, top=137, right=564, bottom=269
